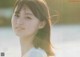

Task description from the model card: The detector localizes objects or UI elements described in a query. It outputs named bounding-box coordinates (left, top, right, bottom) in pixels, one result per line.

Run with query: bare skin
left=12, top=6, right=46, bottom=57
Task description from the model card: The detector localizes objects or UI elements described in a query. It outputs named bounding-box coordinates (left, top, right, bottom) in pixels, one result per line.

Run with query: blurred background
left=0, top=0, right=80, bottom=57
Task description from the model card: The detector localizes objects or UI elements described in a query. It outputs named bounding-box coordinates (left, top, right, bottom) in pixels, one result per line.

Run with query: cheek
left=12, top=19, right=15, bottom=25
left=12, top=16, right=15, bottom=24
left=25, top=21, right=40, bottom=32
left=11, top=17, right=17, bottom=30
left=12, top=19, right=16, bottom=27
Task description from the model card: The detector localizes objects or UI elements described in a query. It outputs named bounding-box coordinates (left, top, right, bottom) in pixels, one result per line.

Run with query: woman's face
left=11, top=6, right=45, bottom=38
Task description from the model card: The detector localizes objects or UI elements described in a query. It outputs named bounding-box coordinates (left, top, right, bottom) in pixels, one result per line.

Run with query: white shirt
left=22, top=47, right=47, bottom=57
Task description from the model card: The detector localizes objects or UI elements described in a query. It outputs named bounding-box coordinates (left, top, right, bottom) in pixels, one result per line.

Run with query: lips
left=15, top=27, right=25, bottom=30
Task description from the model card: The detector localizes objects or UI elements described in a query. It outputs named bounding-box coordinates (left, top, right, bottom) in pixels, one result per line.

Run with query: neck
left=20, top=36, right=34, bottom=56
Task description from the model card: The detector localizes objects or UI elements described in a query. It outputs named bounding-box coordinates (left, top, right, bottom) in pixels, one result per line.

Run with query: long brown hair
left=14, top=0, right=54, bottom=56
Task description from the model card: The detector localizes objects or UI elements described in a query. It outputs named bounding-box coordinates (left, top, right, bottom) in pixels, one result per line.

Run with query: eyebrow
left=25, top=13, right=33, bottom=16
left=15, top=11, right=20, bottom=15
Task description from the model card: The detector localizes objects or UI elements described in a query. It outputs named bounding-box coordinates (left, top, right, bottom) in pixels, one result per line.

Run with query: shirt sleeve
left=27, top=48, right=47, bottom=57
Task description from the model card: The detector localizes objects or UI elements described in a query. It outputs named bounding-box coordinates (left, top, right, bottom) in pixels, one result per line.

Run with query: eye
left=25, top=16, right=32, bottom=20
left=14, top=14, right=19, bottom=18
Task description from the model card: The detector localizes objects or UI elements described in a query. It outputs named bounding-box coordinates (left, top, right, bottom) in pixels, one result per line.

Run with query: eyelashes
left=14, top=13, right=20, bottom=18
left=14, top=14, right=32, bottom=20
left=15, top=15, right=19, bottom=18
left=25, top=16, right=32, bottom=20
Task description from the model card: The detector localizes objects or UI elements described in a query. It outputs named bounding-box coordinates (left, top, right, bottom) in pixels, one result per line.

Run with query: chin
left=16, top=33, right=27, bottom=38
left=15, top=32, right=23, bottom=36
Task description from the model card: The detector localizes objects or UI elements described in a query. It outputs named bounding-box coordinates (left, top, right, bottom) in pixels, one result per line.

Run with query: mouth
left=15, top=27, right=25, bottom=30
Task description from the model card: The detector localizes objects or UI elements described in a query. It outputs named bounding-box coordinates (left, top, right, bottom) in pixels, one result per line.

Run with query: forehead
left=15, top=5, right=33, bottom=15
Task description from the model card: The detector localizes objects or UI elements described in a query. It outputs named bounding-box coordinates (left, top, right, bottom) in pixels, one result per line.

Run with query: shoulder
left=27, top=48, right=47, bottom=57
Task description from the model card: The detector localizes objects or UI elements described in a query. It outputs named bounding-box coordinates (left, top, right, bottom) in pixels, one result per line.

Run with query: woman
left=11, top=0, right=54, bottom=57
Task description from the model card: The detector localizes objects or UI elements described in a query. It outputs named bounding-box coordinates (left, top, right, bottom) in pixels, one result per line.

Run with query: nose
left=17, top=18, right=23, bottom=25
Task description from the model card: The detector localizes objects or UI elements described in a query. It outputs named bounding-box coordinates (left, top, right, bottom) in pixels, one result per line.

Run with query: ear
left=39, top=20, right=46, bottom=29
